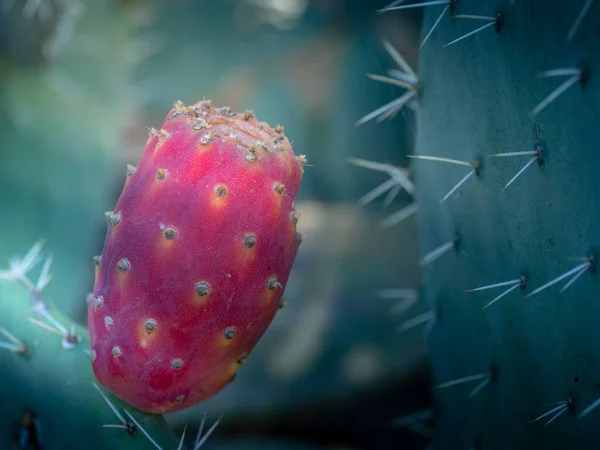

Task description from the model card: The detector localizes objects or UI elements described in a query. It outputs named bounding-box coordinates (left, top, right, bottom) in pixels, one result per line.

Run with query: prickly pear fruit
left=88, top=100, right=306, bottom=414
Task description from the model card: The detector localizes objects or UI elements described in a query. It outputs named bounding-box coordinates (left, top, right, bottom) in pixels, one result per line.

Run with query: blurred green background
left=0, top=0, right=429, bottom=448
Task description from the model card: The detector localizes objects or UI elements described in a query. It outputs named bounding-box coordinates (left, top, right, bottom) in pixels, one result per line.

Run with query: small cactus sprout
left=88, top=100, right=304, bottom=413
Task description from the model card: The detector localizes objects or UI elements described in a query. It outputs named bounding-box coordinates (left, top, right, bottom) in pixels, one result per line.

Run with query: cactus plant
left=366, top=0, right=600, bottom=448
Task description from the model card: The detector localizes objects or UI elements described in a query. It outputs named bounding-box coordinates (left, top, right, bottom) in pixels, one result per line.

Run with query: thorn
left=530, top=71, right=581, bottom=117
left=378, top=0, right=450, bottom=13
left=27, top=307, right=80, bottom=349
left=466, top=278, right=522, bottom=292
left=383, top=183, right=403, bottom=207
left=481, top=283, right=522, bottom=310
left=381, top=39, right=418, bottom=80
left=380, top=203, right=419, bottom=229
left=123, top=410, right=163, bottom=450
left=579, top=394, right=600, bottom=419
left=6, top=240, right=45, bottom=280
left=420, top=5, right=450, bottom=49
left=443, top=17, right=499, bottom=48
left=537, top=68, right=583, bottom=78
left=529, top=400, right=570, bottom=426
left=407, top=154, right=474, bottom=168
left=358, top=178, right=399, bottom=207
left=390, top=408, right=433, bottom=429
left=378, top=289, right=419, bottom=317
left=434, top=371, right=492, bottom=390
left=366, top=73, right=417, bottom=91
left=420, top=237, right=458, bottom=267
left=390, top=409, right=435, bottom=438
left=26, top=317, right=63, bottom=336
left=194, top=413, right=207, bottom=448
left=389, top=296, right=419, bottom=316
left=35, top=255, right=53, bottom=292
left=387, top=68, right=419, bottom=86
left=559, top=261, right=591, bottom=292
left=37, top=308, right=69, bottom=336
left=543, top=404, right=570, bottom=426
left=0, top=341, right=25, bottom=353
left=440, top=169, right=476, bottom=203
left=501, top=157, right=538, bottom=191
left=355, top=90, right=417, bottom=126
left=526, top=259, right=593, bottom=298
left=194, top=415, right=223, bottom=449
left=468, top=377, right=491, bottom=398
left=381, top=0, right=405, bottom=8
left=347, top=158, right=414, bottom=194
left=92, top=382, right=127, bottom=425
left=567, top=0, right=595, bottom=42
left=0, top=327, right=27, bottom=353
left=489, top=151, right=538, bottom=157
left=177, top=423, right=188, bottom=450
left=396, top=309, right=436, bottom=333
left=453, top=14, right=497, bottom=21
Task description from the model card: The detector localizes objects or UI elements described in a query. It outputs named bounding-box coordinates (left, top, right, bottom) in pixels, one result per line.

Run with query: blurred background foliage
left=0, top=0, right=429, bottom=448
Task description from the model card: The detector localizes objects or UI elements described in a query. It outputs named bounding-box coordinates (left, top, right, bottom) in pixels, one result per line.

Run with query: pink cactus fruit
left=88, top=100, right=306, bottom=413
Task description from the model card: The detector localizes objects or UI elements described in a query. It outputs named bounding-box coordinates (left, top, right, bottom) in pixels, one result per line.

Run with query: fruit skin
left=88, top=100, right=306, bottom=414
